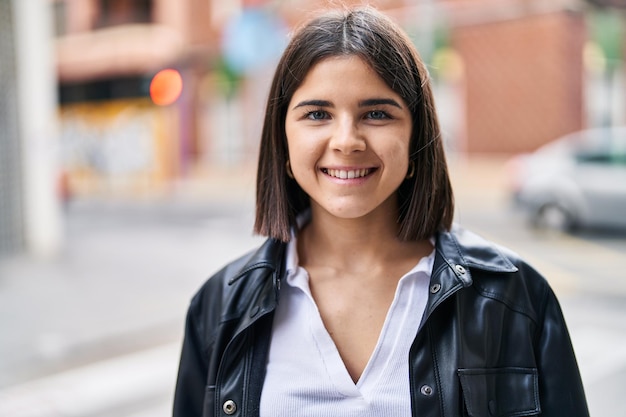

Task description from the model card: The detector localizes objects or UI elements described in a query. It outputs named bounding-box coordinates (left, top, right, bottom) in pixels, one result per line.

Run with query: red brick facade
left=452, top=10, right=586, bottom=153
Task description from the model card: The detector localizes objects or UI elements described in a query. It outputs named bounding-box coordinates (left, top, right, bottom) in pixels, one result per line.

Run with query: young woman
left=174, top=7, right=589, bottom=417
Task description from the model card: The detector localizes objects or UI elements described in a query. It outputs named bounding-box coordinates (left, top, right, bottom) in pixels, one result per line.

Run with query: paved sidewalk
left=0, top=168, right=264, bottom=416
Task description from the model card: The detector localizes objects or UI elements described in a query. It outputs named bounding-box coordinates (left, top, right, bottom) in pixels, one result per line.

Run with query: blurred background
left=1, top=0, right=626, bottom=416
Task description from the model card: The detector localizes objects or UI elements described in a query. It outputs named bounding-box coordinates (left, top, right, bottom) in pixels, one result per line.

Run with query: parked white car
left=509, top=127, right=626, bottom=231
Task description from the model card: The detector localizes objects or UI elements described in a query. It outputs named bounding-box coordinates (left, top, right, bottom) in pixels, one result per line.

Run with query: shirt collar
left=284, top=209, right=311, bottom=276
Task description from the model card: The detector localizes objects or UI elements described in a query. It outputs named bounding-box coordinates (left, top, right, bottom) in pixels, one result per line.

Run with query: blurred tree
left=589, top=10, right=623, bottom=68
left=213, top=57, right=242, bottom=100
left=586, top=6, right=625, bottom=126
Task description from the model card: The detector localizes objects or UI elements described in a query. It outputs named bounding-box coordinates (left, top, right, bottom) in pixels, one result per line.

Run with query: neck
left=297, top=203, right=431, bottom=273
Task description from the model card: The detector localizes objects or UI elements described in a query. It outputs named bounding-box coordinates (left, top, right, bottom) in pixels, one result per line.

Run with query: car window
left=576, top=153, right=610, bottom=164
left=576, top=152, right=626, bottom=166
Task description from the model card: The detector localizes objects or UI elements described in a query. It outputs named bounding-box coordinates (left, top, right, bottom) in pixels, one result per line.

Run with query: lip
left=320, top=166, right=378, bottom=182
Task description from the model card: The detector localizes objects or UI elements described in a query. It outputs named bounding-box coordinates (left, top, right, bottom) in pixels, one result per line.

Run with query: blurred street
left=2, top=1, right=626, bottom=416
left=0, top=168, right=264, bottom=417
left=1, top=156, right=626, bottom=417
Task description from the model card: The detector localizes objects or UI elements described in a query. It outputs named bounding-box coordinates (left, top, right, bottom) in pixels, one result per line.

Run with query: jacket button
left=250, top=305, right=260, bottom=317
left=430, top=283, right=441, bottom=294
left=420, top=384, right=434, bottom=396
left=454, top=264, right=466, bottom=275
left=223, top=399, right=237, bottom=415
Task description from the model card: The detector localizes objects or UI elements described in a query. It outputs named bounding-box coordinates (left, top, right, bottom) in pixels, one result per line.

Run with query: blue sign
left=221, top=8, right=288, bottom=75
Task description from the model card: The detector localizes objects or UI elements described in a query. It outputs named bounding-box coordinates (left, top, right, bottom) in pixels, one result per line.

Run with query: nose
left=329, top=117, right=366, bottom=154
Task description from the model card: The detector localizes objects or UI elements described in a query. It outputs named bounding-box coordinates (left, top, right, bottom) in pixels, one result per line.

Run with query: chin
left=322, top=204, right=380, bottom=220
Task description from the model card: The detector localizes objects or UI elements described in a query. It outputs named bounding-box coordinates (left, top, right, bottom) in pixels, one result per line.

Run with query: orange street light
left=150, top=69, right=183, bottom=106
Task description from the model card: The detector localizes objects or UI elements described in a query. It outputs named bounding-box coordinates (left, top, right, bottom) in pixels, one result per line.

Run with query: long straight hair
left=254, top=7, right=454, bottom=242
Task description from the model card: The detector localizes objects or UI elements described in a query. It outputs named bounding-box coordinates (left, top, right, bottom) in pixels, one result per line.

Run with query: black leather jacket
left=173, top=226, right=589, bottom=417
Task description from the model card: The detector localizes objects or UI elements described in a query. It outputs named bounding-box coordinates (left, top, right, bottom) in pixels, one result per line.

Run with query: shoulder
left=185, top=237, right=287, bottom=333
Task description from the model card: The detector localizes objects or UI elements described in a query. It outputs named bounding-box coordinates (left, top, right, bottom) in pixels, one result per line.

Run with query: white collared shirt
left=260, top=233, right=434, bottom=417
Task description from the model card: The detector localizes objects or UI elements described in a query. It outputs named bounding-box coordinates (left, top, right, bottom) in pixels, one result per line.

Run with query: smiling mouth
left=321, top=168, right=374, bottom=179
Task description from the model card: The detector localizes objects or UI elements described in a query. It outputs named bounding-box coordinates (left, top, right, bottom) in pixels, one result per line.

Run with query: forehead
left=291, top=56, right=399, bottom=101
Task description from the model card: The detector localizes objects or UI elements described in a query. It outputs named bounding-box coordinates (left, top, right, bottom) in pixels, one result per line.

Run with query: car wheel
left=533, top=204, right=574, bottom=232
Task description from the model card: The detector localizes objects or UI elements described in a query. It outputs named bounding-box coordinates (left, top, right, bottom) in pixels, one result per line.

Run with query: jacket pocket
left=203, top=385, right=216, bottom=417
left=457, top=367, right=540, bottom=417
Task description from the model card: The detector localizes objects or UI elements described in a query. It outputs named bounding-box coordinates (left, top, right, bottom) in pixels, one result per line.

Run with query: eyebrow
left=359, top=98, right=403, bottom=109
left=292, top=98, right=403, bottom=111
left=292, top=100, right=333, bottom=110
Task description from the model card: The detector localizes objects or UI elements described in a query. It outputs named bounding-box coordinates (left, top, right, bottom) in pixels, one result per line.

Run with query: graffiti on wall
left=58, top=100, right=177, bottom=196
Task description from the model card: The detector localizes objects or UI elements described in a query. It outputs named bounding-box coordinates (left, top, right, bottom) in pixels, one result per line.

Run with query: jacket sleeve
left=173, top=298, right=209, bottom=417
left=535, top=284, right=589, bottom=416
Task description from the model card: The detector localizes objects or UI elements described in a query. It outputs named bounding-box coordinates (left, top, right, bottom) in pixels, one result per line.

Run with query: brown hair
left=254, top=6, right=454, bottom=242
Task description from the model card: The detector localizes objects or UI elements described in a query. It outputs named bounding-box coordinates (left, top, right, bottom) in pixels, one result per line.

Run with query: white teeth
left=326, top=169, right=370, bottom=179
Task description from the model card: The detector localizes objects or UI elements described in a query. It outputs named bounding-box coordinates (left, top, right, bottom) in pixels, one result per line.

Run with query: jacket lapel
left=420, top=225, right=518, bottom=328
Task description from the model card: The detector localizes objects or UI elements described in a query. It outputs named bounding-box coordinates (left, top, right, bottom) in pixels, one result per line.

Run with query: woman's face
left=285, top=55, right=413, bottom=221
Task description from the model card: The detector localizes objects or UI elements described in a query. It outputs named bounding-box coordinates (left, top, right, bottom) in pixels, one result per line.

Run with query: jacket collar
left=436, top=224, right=518, bottom=275
left=225, top=226, right=519, bottom=335
left=228, top=237, right=286, bottom=285
left=417, top=224, right=519, bottom=329
left=227, top=224, right=518, bottom=290
left=225, top=238, right=286, bottom=336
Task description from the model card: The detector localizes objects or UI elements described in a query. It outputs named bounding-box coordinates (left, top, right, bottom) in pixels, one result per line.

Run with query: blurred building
left=51, top=0, right=619, bottom=197
left=448, top=0, right=587, bottom=153
left=50, top=0, right=407, bottom=197
left=52, top=0, right=218, bottom=197
left=388, top=0, right=591, bottom=154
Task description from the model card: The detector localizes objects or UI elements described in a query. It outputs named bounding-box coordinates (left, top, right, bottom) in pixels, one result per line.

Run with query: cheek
left=286, top=130, right=324, bottom=166
left=381, top=142, right=411, bottom=165
left=289, top=151, right=320, bottom=179
left=378, top=145, right=410, bottom=180
left=286, top=143, right=317, bottom=181
left=379, top=125, right=412, bottom=158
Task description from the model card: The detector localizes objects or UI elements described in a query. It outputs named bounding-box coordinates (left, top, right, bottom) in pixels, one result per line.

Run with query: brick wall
left=452, top=11, right=586, bottom=153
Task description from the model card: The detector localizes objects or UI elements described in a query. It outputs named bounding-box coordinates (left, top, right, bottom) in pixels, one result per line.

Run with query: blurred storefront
left=53, top=0, right=208, bottom=197
left=58, top=99, right=179, bottom=196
